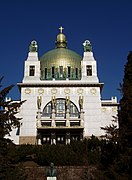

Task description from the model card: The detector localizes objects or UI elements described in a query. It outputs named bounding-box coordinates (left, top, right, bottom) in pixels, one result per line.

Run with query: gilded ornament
left=64, top=88, right=70, bottom=95
left=77, top=88, right=83, bottom=95
left=51, top=96, right=56, bottom=109
left=38, top=88, right=44, bottom=95
left=25, top=88, right=31, bottom=94
left=79, top=96, right=83, bottom=110
left=59, top=26, right=64, bottom=33
left=90, top=88, right=97, bottom=95
left=51, top=88, right=57, bottom=95
left=101, top=108, right=107, bottom=112
left=112, top=107, right=117, bottom=112
left=66, top=96, right=70, bottom=108
left=37, top=96, right=42, bottom=110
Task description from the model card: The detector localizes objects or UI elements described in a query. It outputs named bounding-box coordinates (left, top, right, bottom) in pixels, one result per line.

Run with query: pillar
left=51, top=132, right=56, bottom=145
left=66, top=132, right=70, bottom=144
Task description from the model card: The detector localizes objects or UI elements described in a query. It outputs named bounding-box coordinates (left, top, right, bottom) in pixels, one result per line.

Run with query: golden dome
left=40, top=27, right=82, bottom=80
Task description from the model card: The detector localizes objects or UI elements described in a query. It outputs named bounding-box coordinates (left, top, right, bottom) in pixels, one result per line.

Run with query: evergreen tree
left=0, top=77, right=25, bottom=179
left=119, top=51, right=132, bottom=148
left=101, top=117, right=119, bottom=144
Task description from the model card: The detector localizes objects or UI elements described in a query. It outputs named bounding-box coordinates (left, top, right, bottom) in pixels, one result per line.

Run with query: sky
left=0, top=0, right=132, bottom=101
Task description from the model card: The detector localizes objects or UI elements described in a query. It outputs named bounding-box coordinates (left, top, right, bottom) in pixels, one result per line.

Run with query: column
left=51, top=96, right=56, bottom=127
left=37, top=133, right=42, bottom=145
left=80, top=110, right=84, bottom=127
left=52, top=109, right=56, bottom=119
left=66, top=132, right=70, bottom=144
left=66, top=96, right=70, bottom=127
left=51, top=132, right=56, bottom=145
left=80, top=132, right=83, bottom=141
left=36, top=96, right=42, bottom=127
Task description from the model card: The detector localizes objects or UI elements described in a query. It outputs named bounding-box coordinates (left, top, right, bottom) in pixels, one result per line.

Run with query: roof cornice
left=17, top=81, right=104, bottom=90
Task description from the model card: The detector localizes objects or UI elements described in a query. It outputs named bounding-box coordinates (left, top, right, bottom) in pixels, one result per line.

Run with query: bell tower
left=23, top=40, right=40, bottom=83
left=81, top=40, right=99, bottom=82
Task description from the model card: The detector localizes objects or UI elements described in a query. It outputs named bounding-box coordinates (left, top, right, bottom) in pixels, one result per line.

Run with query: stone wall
left=19, top=136, right=36, bottom=144
left=24, top=166, right=97, bottom=180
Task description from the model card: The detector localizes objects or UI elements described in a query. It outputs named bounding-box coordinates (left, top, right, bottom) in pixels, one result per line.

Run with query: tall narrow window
left=68, top=66, right=71, bottom=78
left=52, top=67, right=55, bottom=78
left=75, top=68, right=78, bottom=78
left=59, top=66, right=63, bottom=78
left=86, top=65, right=92, bottom=76
left=45, top=68, right=47, bottom=79
left=29, top=66, right=35, bottom=76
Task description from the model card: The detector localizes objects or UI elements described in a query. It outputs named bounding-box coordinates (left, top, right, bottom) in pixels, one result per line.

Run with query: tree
left=99, top=52, right=132, bottom=179
left=0, top=77, right=26, bottom=179
left=119, top=51, right=132, bottom=148
left=101, top=117, right=119, bottom=144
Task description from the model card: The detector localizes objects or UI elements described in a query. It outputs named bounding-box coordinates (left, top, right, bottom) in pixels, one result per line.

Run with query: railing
left=37, top=118, right=83, bottom=129
left=42, top=113, right=79, bottom=118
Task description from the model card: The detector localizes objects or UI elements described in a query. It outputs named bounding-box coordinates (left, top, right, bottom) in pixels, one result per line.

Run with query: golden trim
left=64, top=88, right=70, bottom=95
left=77, top=88, right=83, bottom=95
left=90, top=88, right=97, bottom=95
left=51, top=88, right=57, bottom=95
left=112, top=107, right=117, bottom=112
left=101, top=108, right=107, bottom=112
left=25, top=88, right=31, bottom=94
left=38, top=88, right=44, bottom=95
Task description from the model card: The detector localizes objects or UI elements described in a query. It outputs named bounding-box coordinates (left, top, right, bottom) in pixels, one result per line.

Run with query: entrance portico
left=37, top=128, right=83, bottom=145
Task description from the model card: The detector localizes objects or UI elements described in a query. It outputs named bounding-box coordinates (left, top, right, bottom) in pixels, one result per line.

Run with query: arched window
left=42, top=98, right=79, bottom=118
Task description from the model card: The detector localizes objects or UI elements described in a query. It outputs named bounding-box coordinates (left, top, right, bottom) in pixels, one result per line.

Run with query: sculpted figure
left=52, top=96, right=56, bottom=109
left=47, top=163, right=57, bottom=177
left=83, top=40, right=92, bottom=52
left=79, top=96, right=83, bottom=110
left=37, top=96, right=42, bottom=110
left=29, top=40, right=38, bottom=52
left=66, top=96, right=70, bottom=109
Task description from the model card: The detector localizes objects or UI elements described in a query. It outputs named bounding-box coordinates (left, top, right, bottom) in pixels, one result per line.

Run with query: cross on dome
left=59, top=26, right=64, bottom=33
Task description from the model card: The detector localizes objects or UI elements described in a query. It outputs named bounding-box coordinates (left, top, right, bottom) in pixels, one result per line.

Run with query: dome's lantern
left=40, top=27, right=82, bottom=81
left=55, top=26, right=67, bottom=48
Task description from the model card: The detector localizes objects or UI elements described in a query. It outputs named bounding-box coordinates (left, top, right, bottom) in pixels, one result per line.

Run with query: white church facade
left=11, top=27, right=118, bottom=145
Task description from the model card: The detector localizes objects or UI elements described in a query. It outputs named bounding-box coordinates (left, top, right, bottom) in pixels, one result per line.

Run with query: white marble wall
left=20, top=85, right=104, bottom=138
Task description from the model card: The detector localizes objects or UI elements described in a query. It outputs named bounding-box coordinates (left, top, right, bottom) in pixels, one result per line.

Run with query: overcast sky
left=0, top=0, right=132, bottom=101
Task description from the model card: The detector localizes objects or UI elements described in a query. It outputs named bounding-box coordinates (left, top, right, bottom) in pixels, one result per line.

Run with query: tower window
left=68, top=66, right=71, bottom=78
left=45, top=68, right=47, bottom=79
left=52, top=67, right=55, bottom=78
left=59, top=66, right=63, bottom=78
left=76, top=68, right=78, bottom=78
left=86, top=65, right=92, bottom=76
left=29, top=66, right=35, bottom=76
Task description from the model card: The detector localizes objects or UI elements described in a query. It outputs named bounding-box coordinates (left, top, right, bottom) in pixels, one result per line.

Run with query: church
left=11, top=27, right=118, bottom=145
